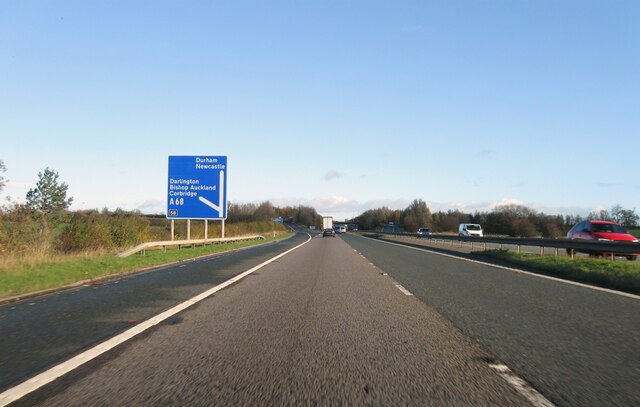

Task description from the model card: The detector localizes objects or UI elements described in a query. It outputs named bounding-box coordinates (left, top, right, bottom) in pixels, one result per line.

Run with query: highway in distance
left=1, top=229, right=638, bottom=406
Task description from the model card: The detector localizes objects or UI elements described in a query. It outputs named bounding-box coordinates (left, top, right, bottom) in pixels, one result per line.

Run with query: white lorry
left=322, top=216, right=333, bottom=231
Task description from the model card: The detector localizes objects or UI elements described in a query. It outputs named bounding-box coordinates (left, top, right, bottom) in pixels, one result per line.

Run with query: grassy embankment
left=476, top=250, right=640, bottom=294
left=0, top=232, right=293, bottom=301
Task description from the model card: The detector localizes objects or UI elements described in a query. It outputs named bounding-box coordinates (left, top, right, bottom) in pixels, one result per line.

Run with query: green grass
left=629, top=229, right=640, bottom=238
left=0, top=233, right=293, bottom=300
left=475, top=250, right=640, bottom=294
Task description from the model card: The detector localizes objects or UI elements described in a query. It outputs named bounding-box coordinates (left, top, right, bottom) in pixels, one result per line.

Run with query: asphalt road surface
left=2, top=230, right=638, bottom=406
left=0, top=232, right=309, bottom=392
left=6, top=232, right=534, bottom=406
left=341, top=233, right=640, bottom=407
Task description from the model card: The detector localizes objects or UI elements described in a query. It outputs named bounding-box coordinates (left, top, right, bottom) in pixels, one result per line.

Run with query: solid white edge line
left=0, top=233, right=313, bottom=407
left=489, top=363, right=557, bottom=407
left=357, top=235, right=640, bottom=300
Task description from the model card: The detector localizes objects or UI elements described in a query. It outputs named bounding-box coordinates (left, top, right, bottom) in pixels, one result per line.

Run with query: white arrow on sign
left=198, top=170, right=225, bottom=217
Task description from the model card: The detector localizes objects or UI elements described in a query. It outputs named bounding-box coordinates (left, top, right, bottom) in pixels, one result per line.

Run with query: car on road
left=458, top=223, right=483, bottom=237
left=416, top=227, right=432, bottom=238
left=323, top=228, right=336, bottom=237
left=566, top=220, right=639, bottom=260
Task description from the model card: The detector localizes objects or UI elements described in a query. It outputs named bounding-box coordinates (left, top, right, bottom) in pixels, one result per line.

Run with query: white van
left=458, top=223, right=483, bottom=237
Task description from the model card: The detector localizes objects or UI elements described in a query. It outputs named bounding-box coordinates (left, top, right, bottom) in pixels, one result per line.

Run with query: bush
left=58, top=211, right=113, bottom=252
left=0, top=204, right=54, bottom=255
left=108, top=210, right=151, bottom=247
left=57, top=210, right=155, bottom=252
left=1, top=202, right=289, bottom=257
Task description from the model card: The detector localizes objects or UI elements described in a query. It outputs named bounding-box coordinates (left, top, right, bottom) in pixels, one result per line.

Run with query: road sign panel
left=167, top=155, right=227, bottom=219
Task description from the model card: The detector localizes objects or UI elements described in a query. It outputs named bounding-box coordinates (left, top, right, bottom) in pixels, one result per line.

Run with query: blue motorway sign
left=167, top=155, right=227, bottom=219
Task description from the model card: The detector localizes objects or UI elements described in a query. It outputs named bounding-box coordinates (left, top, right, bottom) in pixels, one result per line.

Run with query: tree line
left=1, top=162, right=637, bottom=255
left=350, top=199, right=639, bottom=238
left=0, top=164, right=318, bottom=256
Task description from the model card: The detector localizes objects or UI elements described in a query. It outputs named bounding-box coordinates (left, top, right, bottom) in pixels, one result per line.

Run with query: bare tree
left=0, top=160, right=7, bottom=192
left=611, top=204, right=639, bottom=228
left=402, top=199, right=432, bottom=231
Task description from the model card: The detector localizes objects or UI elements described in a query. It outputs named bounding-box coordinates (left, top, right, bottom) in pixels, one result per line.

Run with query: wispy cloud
left=401, top=24, right=426, bottom=34
left=322, top=170, right=344, bottom=181
left=136, top=199, right=164, bottom=214
left=595, top=182, right=618, bottom=188
left=489, top=198, right=526, bottom=209
left=427, top=199, right=596, bottom=217
left=270, top=196, right=409, bottom=216
left=249, top=196, right=603, bottom=220
left=475, top=150, right=493, bottom=158
left=5, top=180, right=31, bottom=190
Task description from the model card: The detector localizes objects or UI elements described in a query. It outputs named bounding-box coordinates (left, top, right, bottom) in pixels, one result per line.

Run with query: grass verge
left=0, top=233, right=294, bottom=301
left=475, top=250, right=640, bottom=294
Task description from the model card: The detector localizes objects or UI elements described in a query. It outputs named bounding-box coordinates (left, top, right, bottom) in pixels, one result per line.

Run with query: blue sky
left=1, top=1, right=638, bottom=220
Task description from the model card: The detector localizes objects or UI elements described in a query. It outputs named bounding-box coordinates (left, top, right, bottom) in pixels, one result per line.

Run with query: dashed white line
left=393, top=282, right=413, bottom=296
left=489, top=363, right=556, bottom=407
left=0, top=234, right=313, bottom=407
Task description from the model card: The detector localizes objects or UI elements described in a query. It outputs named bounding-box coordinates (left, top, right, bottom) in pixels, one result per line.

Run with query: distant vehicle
left=458, top=223, right=483, bottom=237
left=334, top=225, right=347, bottom=234
left=416, top=228, right=432, bottom=238
left=322, top=216, right=333, bottom=230
left=323, top=228, right=336, bottom=238
left=566, top=220, right=639, bottom=260
left=348, top=224, right=358, bottom=231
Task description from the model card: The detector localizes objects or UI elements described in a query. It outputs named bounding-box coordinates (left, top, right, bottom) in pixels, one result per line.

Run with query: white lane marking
left=393, top=283, right=413, bottom=296
left=489, top=363, right=556, bottom=407
left=357, top=235, right=640, bottom=300
left=0, top=234, right=313, bottom=407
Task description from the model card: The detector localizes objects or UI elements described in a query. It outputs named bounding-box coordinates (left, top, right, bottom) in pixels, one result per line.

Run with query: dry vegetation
left=0, top=201, right=303, bottom=271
